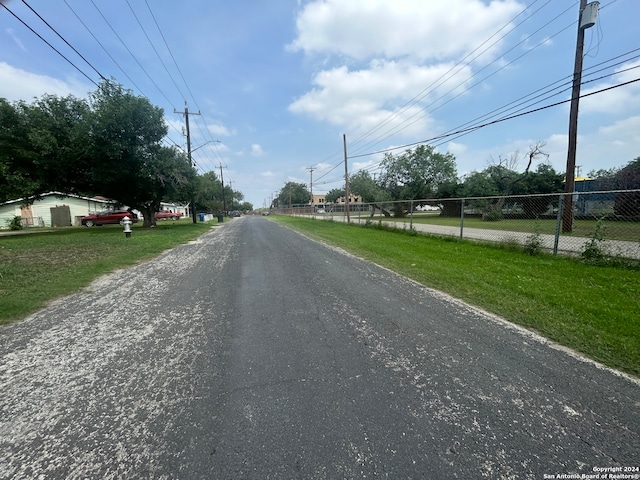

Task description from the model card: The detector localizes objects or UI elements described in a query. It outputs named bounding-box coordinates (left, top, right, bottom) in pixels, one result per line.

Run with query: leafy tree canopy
left=275, top=181, right=310, bottom=207
left=324, top=188, right=344, bottom=203
left=349, top=170, right=390, bottom=203
left=378, top=145, right=457, bottom=200
left=0, top=80, right=208, bottom=227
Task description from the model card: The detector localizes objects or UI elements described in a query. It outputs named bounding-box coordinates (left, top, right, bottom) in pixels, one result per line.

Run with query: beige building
left=309, top=193, right=362, bottom=206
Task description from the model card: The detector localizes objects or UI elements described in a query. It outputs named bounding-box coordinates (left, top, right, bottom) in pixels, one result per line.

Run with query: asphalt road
left=1, top=216, right=639, bottom=479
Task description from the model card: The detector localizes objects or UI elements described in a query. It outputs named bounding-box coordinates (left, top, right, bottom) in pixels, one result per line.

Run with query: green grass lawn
left=271, top=215, right=640, bottom=377
left=0, top=221, right=212, bottom=323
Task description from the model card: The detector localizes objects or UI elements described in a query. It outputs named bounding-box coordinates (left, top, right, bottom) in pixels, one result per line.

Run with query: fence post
left=460, top=198, right=465, bottom=239
left=553, top=193, right=564, bottom=255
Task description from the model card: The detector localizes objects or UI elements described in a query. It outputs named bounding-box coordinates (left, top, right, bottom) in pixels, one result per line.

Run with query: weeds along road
left=1, top=216, right=638, bottom=479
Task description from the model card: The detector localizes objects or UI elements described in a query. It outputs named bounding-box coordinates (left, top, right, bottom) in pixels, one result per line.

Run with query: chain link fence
left=273, top=189, right=640, bottom=260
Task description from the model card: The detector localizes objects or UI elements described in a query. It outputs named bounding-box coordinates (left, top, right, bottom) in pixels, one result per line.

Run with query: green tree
left=0, top=95, right=89, bottom=202
left=0, top=98, right=38, bottom=201
left=349, top=170, right=389, bottom=203
left=238, top=201, right=253, bottom=212
left=25, top=94, right=91, bottom=196
left=461, top=170, right=503, bottom=198
left=516, top=164, right=564, bottom=218
left=378, top=145, right=457, bottom=200
left=275, top=181, right=310, bottom=207
left=613, top=157, right=640, bottom=216
left=324, top=188, right=344, bottom=203
left=82, top=81, right=192, bottom=227
left=378, top=144, right=457, bottom=216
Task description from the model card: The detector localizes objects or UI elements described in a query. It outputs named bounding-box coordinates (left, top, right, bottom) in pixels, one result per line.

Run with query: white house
left=0, top=192, right=114, bottom=228
left=158, top=202, right=190, bottom=218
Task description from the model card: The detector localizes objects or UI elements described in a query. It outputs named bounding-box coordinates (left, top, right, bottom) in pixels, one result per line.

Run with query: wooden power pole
left=175, top=102, right=201, bottom=223
left=343, top=134, right=350, bottom=224
left=562, top=0, right=598, bottom=233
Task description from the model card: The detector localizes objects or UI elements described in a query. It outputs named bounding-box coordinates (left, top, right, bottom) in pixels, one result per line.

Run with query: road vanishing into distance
left=1, top=216, right=639, bottom=479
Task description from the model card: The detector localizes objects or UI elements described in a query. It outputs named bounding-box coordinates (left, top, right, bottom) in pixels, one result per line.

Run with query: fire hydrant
left=122, top=216, right=132, bottom=238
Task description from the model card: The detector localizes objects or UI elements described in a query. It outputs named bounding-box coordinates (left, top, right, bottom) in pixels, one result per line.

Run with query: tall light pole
left=563, top=1, right=599, bottom=233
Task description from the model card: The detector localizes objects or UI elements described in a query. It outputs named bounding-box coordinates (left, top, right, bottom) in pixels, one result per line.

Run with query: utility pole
left=175, top=102, right=201, bottom=223
left=219, top=164, right=227, bottom=215
left=563, top=0, right=599, bottom=233
left=307, top=166, right=315, bottom=212
left=343, top=134, right=351, bottom=224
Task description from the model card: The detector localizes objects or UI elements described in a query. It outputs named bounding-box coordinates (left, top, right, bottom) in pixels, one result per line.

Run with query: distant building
left=335, top=194, right=363, bottom=204
left=308, top=193, right=362, bottom=205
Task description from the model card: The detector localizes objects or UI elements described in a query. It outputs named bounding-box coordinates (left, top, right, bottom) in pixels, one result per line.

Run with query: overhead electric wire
left=143, top=0, right=198, bottom=110
left=315, top=0, right=571, bottom=182
left=354, top=0, right=619, bottom=160
left=142, top=0, right=230, bottom=173
left=313, top=54, right=640, bottom=188
left=124, top=0, right=186, bottom=102
left=1, top=2, right=99, bottom=86
left=63, top=0, right=148, bottom=96
left=407, top=48, right=640, bottom=159
left=348, top=76, right=640, bottom=160
left=349, top=1, right=580, bottom=157
left=347, top=0, right=555, bottom=153
left=89, top=0, right=176, bottom=108
left=20, top=0, right=107, bottom=82
left=4, top=1, right=216, bottom=181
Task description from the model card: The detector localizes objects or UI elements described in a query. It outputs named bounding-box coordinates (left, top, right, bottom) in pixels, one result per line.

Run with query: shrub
left=581, top=218, right=606, bottom=263
left=7, top=216, right=23, bottom=231
left=524, top=222, right=544, bottom=256
left=482, top=209, right=503, bottom=222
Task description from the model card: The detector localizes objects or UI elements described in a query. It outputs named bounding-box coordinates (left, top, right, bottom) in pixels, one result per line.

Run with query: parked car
left=81, top=210, right=138, bottom=227
left=155, top=211, right=184, bottom=220
left=229, top=210, right=241, bottom=217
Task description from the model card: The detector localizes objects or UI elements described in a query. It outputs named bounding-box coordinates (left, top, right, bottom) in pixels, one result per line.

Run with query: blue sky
left=1, top=0, right=639, bottom=208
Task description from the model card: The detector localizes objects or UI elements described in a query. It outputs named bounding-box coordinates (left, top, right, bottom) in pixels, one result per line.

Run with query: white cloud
left=0, top=62, right=90, bottom=102
left=288, top=0, right=524, bottom=62
left=447, top=141, right=468, bottom=156
left=580, top=60, right=640, bottom=115
left=251, top=144, right=264, bottom=156
left=289, top=60, right=472, bottom=136
left=286, top=0, right=523, bottom=142
left=6, top=29, right=27, bottom=52
left=207, top=122, right=235, bottom=137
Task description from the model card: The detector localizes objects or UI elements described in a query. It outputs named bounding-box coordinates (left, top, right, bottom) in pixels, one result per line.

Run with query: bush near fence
left=273, top=189, right=640, bottom=260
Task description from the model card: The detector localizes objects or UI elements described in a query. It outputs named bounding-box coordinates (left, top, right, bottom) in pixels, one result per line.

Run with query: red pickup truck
left=154, top=211, right=184, bottom=220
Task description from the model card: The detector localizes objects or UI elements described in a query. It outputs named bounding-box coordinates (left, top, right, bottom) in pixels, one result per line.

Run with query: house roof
left=0, top=192, right=114, bottom=207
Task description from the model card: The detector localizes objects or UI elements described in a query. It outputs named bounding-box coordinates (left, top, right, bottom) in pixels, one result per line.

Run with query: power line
left=124, top=0, right=186, bottom=101
left=314, top=1, right=581, bottom=178
left=348, top=76, right=640, bottom=160
left=63, top=0, right=145, bottom=95
left=144, top=0, right=198, bottom=109
left=348, top=0, right=556, bottom=152
left=1, top=2, right=99, bottom=86
left=20, top=0, right=106, bottom=81
left=350, top=1, right=580, bottom=157
left=89, top=0, right=176, bottom=108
